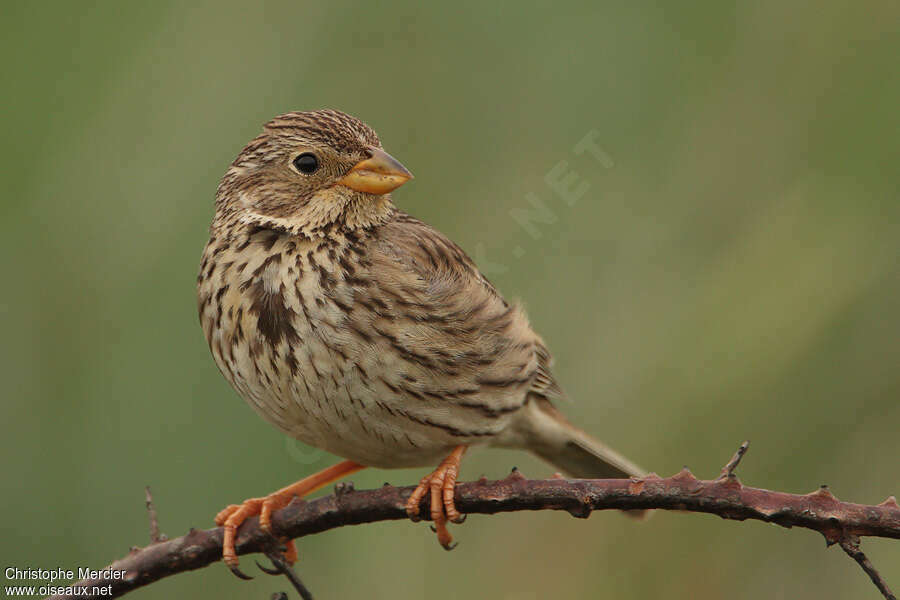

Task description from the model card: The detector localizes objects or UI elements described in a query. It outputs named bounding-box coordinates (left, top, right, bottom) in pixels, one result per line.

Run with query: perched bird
left=198, top=109, right=644, bottom=575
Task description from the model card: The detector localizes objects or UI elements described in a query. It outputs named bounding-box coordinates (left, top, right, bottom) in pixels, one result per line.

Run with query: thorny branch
left=48, top=443, right=899, bottom=600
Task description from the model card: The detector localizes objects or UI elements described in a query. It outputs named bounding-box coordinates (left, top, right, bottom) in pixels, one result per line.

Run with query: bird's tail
left=519, top=395, right=645, bottom=480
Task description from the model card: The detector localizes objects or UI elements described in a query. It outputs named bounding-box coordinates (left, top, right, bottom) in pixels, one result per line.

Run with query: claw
left=444, top=541, right=459, bottom=551
left=452, top=513, right=467, bottom=524
left=256, top=559, right=282, bottom=576
left=228, top=563, right=254, bottom=580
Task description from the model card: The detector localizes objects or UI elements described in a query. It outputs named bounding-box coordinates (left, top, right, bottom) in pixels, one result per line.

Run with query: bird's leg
left=405, top=446, right=468, bottom=549
left=215, top=459, right=365, bottom=577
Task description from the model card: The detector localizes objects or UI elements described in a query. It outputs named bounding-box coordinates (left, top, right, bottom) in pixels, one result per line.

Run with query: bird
left=197, top=109, right=645, bottom=576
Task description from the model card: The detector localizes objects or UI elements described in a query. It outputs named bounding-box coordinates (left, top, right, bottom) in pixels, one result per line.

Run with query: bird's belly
left=217, top=315, right=518, bottom=469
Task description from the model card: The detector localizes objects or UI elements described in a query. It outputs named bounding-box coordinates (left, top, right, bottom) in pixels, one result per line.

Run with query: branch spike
left=505, top=467, right=526, bottom=481
left=334, top=481, right=355, bottom=496
left=673, top=467, right=698, bottom=482
left=878, top=496, right=899, bottom=510
left=183, top=527, right=207, bottom=545
left=808, top=485, right=838, bottom=501
left=628, top=478, right=646, bottom=494
left=566, top=502, right=593, bottom=519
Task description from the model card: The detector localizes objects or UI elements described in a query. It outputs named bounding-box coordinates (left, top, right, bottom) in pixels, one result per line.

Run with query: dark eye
left=293, top=152, right=319, bottom=174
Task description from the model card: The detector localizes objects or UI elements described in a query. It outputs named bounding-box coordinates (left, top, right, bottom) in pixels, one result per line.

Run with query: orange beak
left=337, top=147, right=413, bottom=195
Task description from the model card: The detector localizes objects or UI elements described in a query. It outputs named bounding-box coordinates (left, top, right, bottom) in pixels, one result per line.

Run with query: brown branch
left=48, top=444, right=899, bottom=600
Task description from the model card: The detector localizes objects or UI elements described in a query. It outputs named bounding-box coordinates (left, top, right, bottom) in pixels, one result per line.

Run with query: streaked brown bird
left=197, top=109, right=644, bottom=575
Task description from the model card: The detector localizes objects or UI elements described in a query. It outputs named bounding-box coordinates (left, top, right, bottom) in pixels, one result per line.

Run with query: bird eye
left=292, top=152, right=319, bottom=174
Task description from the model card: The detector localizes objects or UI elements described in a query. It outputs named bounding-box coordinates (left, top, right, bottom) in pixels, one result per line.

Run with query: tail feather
left=522, top=396, right=645, bottom=480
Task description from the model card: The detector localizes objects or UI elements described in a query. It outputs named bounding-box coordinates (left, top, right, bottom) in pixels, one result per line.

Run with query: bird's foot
left=214, top=459, right=365, bottom=577
left=215, top=495, right=299, bottom=578
left=405, top=446, right=468, bottom=549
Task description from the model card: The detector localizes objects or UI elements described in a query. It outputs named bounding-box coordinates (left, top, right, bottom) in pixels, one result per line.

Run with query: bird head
left=215, top=109, right=413, bottom=236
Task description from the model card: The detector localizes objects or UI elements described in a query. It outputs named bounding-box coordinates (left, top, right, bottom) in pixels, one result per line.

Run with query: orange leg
left=405, top=446, right=467, bottom=549
left=215, top=460, right=365, bottom=577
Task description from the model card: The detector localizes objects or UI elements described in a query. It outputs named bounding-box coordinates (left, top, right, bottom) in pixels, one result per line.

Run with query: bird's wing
left=356, top=211, right=561, bottom=411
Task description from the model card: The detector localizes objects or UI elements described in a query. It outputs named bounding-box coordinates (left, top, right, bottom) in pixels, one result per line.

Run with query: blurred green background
left=2, top=1, right=898, bottom=598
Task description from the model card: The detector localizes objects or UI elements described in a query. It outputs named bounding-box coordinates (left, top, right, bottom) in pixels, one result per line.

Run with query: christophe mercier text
left=5, top=567, right=126, bottom=581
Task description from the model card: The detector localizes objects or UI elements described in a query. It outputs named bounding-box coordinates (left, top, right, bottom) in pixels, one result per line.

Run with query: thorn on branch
left=565, top=503, right=593, bottom=519
left=673, top=467, right=698, bottom=483
left=807, top=485, right=839, bottom=502
left=878, top=496, right=899, bottom=509
left=839, top=536, right=896, bottom=600
left=144, top=486, right=166, bottom=544
left=505, top=467, right=526, bottom=481
left=334, top=481, right=355, bottom=497
left=719, top=441, right=750, bottom=480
